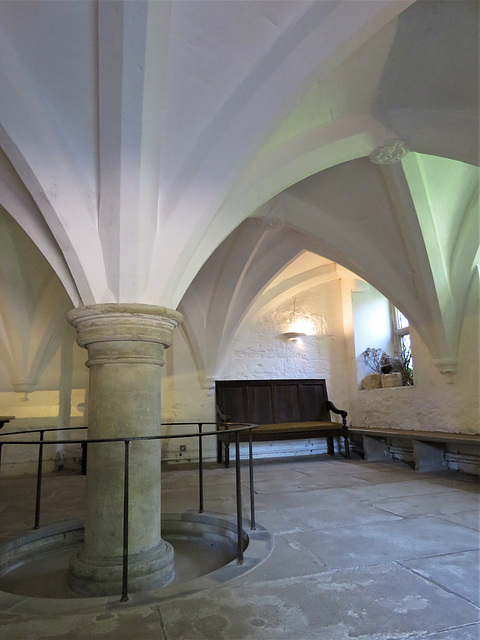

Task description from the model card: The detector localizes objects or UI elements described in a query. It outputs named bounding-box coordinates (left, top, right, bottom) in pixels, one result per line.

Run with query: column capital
left=198, top=373, right=215, bottom=393
left=433, top=358, right=458, bottom=382
left=67, top=303, right=183, bottom=367
left=68, top=303, right=182, bottom=344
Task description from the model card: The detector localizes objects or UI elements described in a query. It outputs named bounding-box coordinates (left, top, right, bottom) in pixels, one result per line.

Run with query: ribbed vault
left=0, top=0, right=477, bottom=374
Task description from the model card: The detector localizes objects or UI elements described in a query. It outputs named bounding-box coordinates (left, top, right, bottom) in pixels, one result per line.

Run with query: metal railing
left=0, top=422, right=258, bottom=602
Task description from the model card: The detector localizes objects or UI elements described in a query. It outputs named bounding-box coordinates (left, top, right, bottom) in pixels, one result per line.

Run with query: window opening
left=392, top=307, right=413, bottom=379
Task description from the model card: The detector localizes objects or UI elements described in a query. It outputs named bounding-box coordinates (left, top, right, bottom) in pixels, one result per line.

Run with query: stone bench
left=348, top=427, right=479, bottom=472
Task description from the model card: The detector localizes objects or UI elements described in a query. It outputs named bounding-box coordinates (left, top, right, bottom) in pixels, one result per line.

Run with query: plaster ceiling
left=267, top=253, right=335, bottom=288
left=0, top=0, right=478, bottom=376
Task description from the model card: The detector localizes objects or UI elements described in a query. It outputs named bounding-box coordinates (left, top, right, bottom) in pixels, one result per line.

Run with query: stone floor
left=0, top=455, right=479, bottom=639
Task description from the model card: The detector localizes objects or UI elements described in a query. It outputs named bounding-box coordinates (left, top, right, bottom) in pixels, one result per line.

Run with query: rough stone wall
left=162, top=282, right=350, bottom=462
left=2, top=275, right=477, bottom=473
left=351, top=283, right=395, bottom=384
left=0, top=392, right=86, bottom=475
left=351, top=325, right=479, bottom=435
left=348, top=273, right=479, bottom=437
left=221, top=284, right=349, bottom=408
left=161, top=333, right=217, bottom=463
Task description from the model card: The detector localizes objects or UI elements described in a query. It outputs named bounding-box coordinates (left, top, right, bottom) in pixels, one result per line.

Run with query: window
left=392, top=307, right=413, bottom=375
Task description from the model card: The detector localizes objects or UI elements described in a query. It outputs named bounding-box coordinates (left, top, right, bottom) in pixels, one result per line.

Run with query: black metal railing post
left=198, top=423, right=204, bottom=513
left=224, top=423, right=230, bottom=468
left=33, top=430, right=44, bottom=530
left=0, top=442, right=3, bottom=477
left=235, top=431, right=244, bottom=564
left=1, top=421, right=257, bottom=599
left=249, top=428, right=256, bottom=530
left=120, top=440, right=130, bottom=603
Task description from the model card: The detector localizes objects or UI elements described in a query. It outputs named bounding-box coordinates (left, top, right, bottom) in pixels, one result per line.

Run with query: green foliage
left=400, top=340, right=414, bottom=385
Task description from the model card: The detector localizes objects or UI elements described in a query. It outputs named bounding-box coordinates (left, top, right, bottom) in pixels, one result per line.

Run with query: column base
left=68, top=540, right=175, bottom=597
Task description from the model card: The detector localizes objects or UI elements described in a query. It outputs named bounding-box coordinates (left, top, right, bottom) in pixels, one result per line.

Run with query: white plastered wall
left=347, top=273, right=479, bottom=473
left=1, top=268, right=478, bottom=474
left=162, top=279, right=351, bottom=463
left=160, top=330, right=217, bottom=464
left=0, top=339, right=88, bottom=476
left=349, top=280, right=479, bottom=435
left=351, top=282, right=396, bottom=385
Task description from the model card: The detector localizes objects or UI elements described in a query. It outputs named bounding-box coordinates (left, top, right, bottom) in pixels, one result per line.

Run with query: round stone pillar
left=66, top=304, right=182, bottom=597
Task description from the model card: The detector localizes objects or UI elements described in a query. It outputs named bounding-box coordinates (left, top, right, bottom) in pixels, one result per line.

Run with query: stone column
left=66, top=304, right=182, bottom=597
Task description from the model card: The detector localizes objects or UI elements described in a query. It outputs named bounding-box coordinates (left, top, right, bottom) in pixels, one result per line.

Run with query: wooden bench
left=216, top=379, right=349, bottom=467
left=0, top=416, right=14, bottom=429
left=349, top=427, right=480, bottom=472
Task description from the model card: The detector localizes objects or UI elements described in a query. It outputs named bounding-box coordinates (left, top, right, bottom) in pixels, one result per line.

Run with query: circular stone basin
left=0, top=511, right=273, bottom=611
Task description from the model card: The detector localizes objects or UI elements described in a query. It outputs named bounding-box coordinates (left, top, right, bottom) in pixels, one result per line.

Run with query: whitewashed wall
left=348, top=277, right=479, bottom=474
left=0, top=335, right=88, bottom=476
left=162, top=280, right=351, bottom=463
left=350, top=278, right=479, bottom=435
left=1, top=274, right=477, bottom=474
left=351, top=282, right=396, bottom=384
left=160, top=327, right=217, bottom=463
left=221, top=282, right=348, bottom=402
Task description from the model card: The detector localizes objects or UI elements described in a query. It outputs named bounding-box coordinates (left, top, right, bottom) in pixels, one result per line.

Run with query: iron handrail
left=0, top=425, right=87, bottom=438
left=0, top=422, right=253, bottom=443
left=0, top=421, right=258, bottom=602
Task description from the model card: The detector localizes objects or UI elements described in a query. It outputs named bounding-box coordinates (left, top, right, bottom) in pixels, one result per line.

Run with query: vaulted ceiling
left=0, top=0, right=478, bottom=382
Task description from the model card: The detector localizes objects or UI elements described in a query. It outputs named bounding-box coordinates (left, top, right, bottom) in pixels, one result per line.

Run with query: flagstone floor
left=0, top=455, right=479, bottom=639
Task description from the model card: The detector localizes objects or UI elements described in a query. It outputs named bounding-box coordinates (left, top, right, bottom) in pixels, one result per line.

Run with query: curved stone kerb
left=67, top=304, right=183, bottom=350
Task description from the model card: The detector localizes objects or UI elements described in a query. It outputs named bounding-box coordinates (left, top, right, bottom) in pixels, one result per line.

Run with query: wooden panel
left=247, top=385, right=274, bottom=423
left=273, top=384, right=303, bottom=422
left=216, top=379, right=332, bottom=424
left=216, top=384, right=246, bottom=422
left=300, top=381, right=330, bottom=421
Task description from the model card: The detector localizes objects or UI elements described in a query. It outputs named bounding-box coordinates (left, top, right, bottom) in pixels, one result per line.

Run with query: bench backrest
left=216, top=379, right=331, bottom=425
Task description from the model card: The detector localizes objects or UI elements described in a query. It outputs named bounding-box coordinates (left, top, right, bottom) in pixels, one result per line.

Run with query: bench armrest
left=326, top=400, right=348, bottom=427
left=216, top=403, right=230, bottom=423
